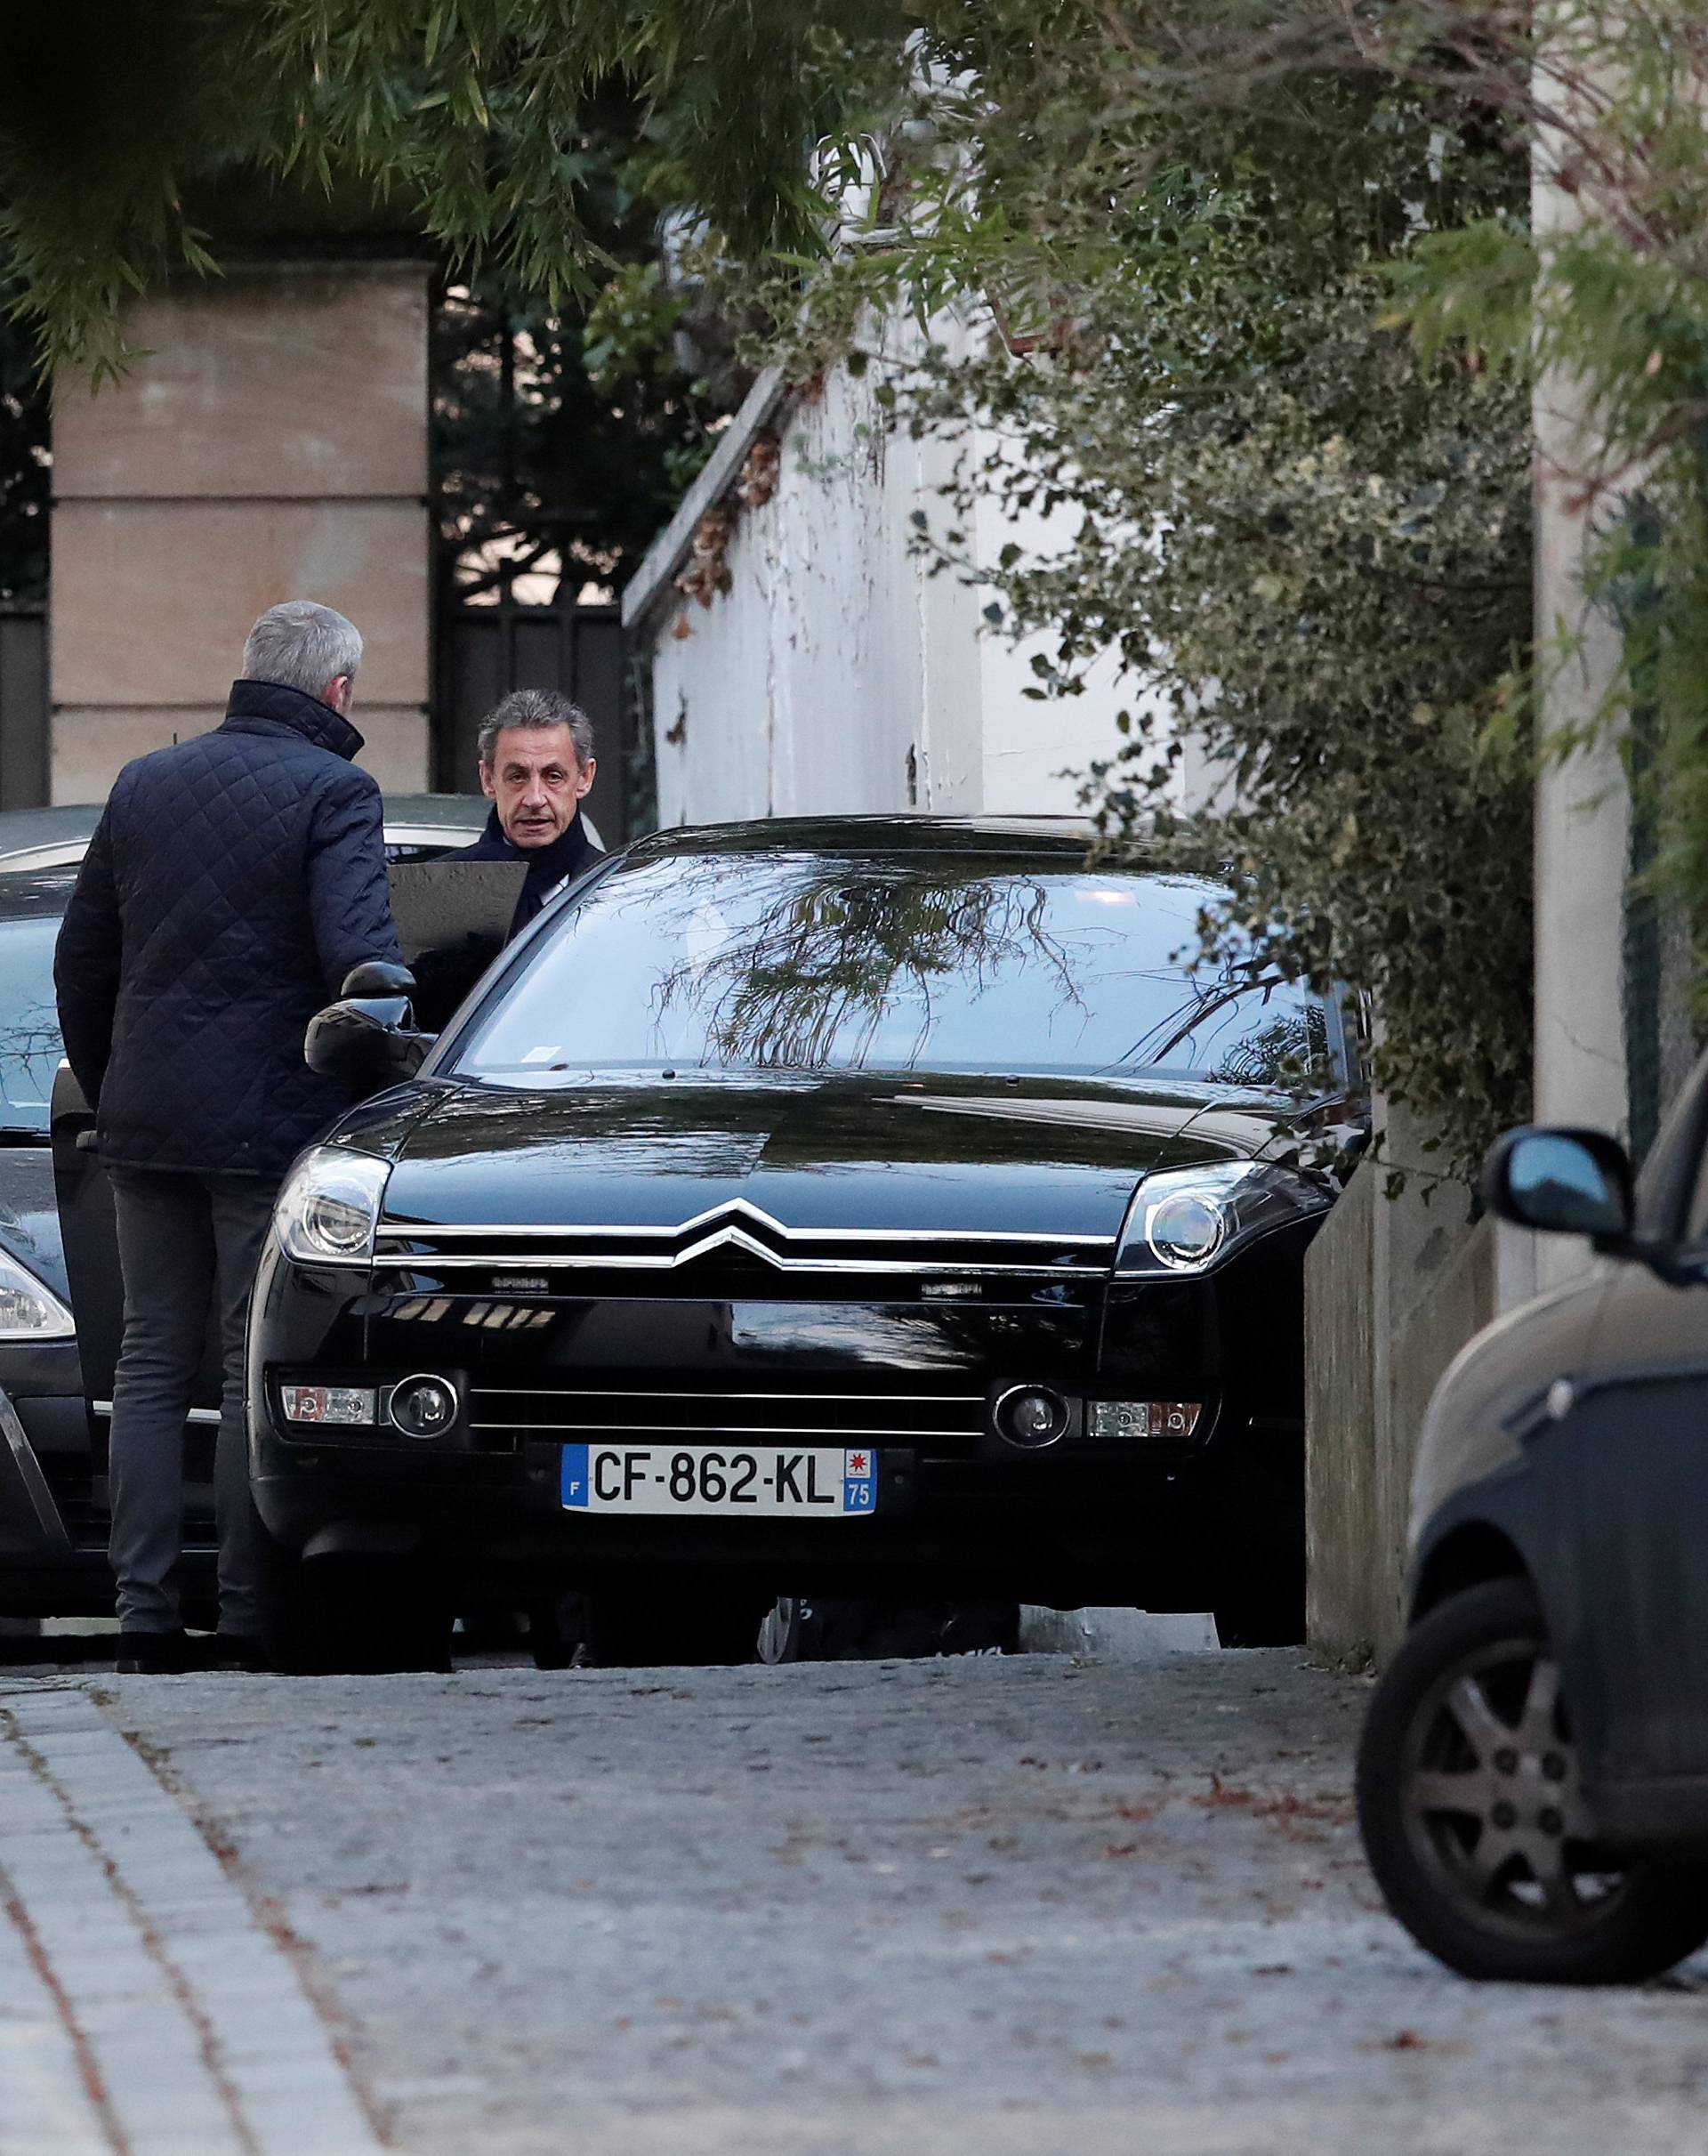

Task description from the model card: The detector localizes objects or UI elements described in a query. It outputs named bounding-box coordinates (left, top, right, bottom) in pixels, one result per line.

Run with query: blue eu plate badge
left=842, top=1447, right=876, bottom=1513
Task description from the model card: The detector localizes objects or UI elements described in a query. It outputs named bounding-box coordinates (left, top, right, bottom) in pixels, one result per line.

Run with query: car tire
left=257, top=1530, right=452, bottom=1676
left=528, top=1594, right=588, bottom=1671
left=1358, top=1576, right=1708, bottom=1984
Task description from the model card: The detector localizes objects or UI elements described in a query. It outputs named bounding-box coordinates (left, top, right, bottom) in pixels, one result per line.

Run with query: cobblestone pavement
left=6, top=1647, right=1708, bottom=2155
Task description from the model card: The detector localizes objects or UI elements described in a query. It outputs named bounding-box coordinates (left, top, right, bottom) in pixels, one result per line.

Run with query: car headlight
left=273, top=1146, right=391, bottom=1267
left=1116, top=1161, right=1330, bottom=1277
left=0, top=1250, right=74, bottom=1338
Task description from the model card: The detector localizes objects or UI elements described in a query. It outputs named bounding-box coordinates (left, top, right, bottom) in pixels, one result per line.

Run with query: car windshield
left=0, top=869, right=78, bottom=1133
left=449, top=851, right=1333, bottom=1086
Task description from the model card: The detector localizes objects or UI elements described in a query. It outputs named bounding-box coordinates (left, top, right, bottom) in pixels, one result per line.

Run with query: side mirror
left=341, top=959, right=416, bottom=999
left=306, top=965, right=433, bottom=1086
left=1482, top=1126, right=1634, bottom=1243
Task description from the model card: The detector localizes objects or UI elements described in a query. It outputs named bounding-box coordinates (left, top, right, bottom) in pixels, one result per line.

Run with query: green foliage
left=1370, top=7, right=1708, bottom=1021
left=0, top=1, right=908, bottom=377
left=697, top=7, right=1536, bottom=1176
left=431, top=88, right=725, bottom=598
left=433, top=271, right=722, bottom=600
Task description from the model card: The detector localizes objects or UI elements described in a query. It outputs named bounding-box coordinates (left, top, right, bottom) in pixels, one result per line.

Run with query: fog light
left=281, top=1383, right=376, bottom=1426
left=1089, top=1401, right=1203, bottom=1441
left=388, top=1375, right=459, bottom=1440
left=994, top=1385, right=1071, bottom=1450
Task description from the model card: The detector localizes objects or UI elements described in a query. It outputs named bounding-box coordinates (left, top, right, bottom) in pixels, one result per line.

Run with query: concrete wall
left=627, top=343, right=1169, bottom=827
left=1305, top=1163, right=1504, bottom=1665
left=1527, top=114, right=1634, bottom=1297
left=52, top=262, right=431, bottom=800
left=1303, top=1168, right=1380, bottom=1659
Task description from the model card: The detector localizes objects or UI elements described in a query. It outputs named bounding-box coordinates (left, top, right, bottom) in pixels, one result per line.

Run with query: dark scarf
left=463, top=804, right=601, bottom=933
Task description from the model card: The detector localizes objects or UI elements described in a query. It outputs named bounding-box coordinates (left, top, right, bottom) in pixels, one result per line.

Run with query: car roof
left=0, top=793, right=488, bottom=873
left=619, top=813, right=1105, bottom=867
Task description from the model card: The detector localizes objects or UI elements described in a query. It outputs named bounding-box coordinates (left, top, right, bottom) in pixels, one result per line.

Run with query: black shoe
left=215, top=1633, right=270, bottom=1673
left=115, top=1628, right=193, bottom=1675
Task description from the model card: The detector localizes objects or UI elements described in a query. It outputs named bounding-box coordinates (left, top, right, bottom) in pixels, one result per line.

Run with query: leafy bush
left=693, top=15, right=1537, bottom=1177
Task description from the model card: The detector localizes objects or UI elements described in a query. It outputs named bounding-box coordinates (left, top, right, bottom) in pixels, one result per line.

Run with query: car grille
left=467, top=1380, right=987, bottom=1448
left=375, top=1202, right=1114, bottom=1286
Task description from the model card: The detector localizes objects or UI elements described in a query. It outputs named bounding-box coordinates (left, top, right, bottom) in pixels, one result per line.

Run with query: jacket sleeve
left=305, top=769, right=404, bottom=997
left=53, top=805, right=123, bottom=1110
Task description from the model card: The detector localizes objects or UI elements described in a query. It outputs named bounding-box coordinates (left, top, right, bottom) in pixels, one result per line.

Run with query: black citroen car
left=247, top=816, right=1366, bottom=1668
left=1358, top=1053, right=1708, bottom=1984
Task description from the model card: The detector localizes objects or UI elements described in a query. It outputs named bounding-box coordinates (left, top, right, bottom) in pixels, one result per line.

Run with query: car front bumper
left=250, top=1432, right=1297, bottom=1604
left=248, top=1219, right=1310, bottom=1605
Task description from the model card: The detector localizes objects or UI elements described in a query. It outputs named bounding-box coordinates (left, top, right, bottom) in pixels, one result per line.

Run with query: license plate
left=560, top=1443, right=877, bottom=1516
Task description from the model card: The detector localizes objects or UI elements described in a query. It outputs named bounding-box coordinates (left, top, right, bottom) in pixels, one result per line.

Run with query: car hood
left=367, top=1070, right=1319, bottom=1242
left=0, top=1143, right=68, bottom=1301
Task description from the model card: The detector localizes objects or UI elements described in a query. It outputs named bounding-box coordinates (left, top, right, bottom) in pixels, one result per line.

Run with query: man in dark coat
left=460, top=688, right=603, bottom=936
left=54, top=600, right=403, bottom=1673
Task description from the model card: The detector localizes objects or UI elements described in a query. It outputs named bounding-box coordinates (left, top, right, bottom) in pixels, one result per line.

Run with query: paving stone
left=0, top=1683, right=382, bottom=2156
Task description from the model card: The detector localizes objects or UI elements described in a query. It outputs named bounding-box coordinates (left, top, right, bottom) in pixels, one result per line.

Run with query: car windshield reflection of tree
left=458, top=855, right=1329, bottom=1087
left=0, top=873, right=78, bottom=1134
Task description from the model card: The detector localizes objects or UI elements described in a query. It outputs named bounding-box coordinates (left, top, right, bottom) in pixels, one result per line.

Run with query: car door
left=1535, top=1046, right=1708, bottom=1811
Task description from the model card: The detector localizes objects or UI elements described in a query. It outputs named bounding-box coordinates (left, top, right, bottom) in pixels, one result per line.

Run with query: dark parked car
left=248, top=815, right=1366, bottom=1669
left=1358, top=1059, right=1708, bottom=1983
left=0, top=796, right=488, bottom=1622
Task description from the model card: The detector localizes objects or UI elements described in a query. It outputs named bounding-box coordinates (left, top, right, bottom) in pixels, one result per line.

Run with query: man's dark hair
left=476, top=689, right=593, bottom=768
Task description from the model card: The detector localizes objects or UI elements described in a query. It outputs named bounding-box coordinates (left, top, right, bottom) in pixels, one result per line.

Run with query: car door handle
left=75, top=1129, right=100, bottom=1153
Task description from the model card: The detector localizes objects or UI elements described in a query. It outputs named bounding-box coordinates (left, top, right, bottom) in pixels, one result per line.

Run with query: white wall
left=637, top=350, right=1169, bottom=828
left=1525, top=143, right=1634, bottom=1299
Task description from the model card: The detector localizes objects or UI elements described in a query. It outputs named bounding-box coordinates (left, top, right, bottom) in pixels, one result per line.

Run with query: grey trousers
left=107, top=1167, right=278, bottom=1635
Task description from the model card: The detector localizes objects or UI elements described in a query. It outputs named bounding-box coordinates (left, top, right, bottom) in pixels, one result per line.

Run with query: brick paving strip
left=0, top=1681, right=384, bottom=2156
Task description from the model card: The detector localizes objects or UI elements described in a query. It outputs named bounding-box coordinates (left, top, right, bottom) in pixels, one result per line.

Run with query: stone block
left=54, top=267, right=427, bottom=501
left=1306, top=1158, right=1501, bottom=1670
left=52, top=499, right=428, bottom=710
left=350, top=709, right=431, bottom=793
left=1304, top=1164, right=1380, bottom=1664
left=1384, top=1213, right=1497, bottom=1656
left=52, top=709, right=214, bottom=801
left=52, top=704, right=428, bottom=803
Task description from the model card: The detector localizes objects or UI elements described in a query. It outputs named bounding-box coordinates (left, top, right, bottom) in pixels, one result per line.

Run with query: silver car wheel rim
left=1401, top=1631, right=1629, bottom=1939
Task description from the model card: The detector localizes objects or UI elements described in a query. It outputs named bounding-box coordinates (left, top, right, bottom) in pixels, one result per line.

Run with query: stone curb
left=0, top=1681, right=383, bottom=2156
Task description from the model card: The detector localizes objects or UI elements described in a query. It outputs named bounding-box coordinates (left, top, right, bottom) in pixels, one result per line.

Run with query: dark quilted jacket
left=54, top=679, right=403, bottom=1179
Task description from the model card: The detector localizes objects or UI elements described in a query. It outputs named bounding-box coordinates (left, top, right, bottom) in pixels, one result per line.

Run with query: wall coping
left=620, top=365, right=789, bottom=634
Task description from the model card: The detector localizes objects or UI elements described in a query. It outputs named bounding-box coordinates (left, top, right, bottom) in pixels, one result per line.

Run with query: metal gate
left=434, top=595, right=632, bottom=845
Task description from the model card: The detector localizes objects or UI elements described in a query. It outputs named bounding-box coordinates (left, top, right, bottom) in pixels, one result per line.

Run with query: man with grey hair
left=55, top=599, right=403, bottom=1673
left=459, top=688, right=602, bottom=937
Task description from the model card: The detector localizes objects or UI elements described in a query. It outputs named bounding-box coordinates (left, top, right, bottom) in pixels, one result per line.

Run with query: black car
left=0, top=796, right=488, bottom=1622
left=248, top=815, right=1365, bottom=1668
left=1358, top=1054, right=1708, bottom=1984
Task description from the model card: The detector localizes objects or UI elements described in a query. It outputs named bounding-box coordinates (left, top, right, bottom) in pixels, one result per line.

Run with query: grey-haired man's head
left=241, top=601, right=363, bottom=715
left=477, top=689, right=596, bottom=850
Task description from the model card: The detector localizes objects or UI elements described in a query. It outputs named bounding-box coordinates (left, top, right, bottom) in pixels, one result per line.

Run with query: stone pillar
left=51, top=262, right=430, bottom=799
